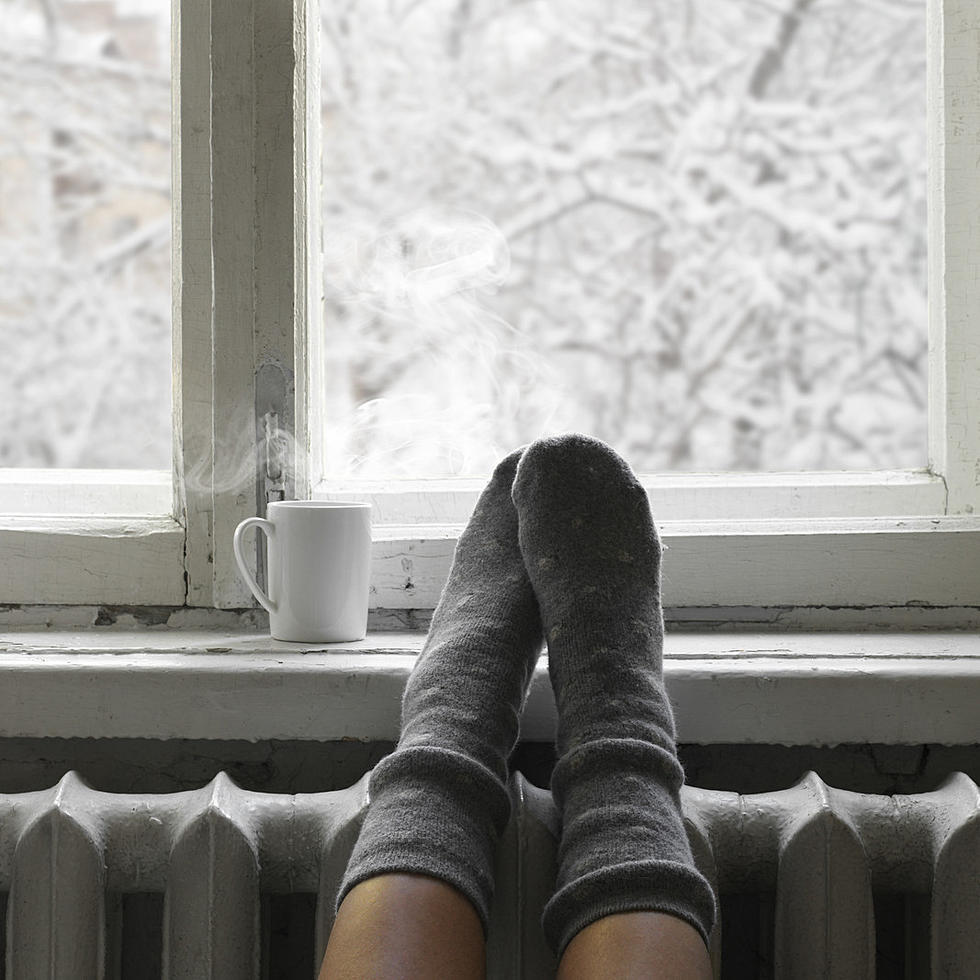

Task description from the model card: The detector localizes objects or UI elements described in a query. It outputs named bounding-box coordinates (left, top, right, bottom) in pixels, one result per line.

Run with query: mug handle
left=233, top=517, right=277, bottom=614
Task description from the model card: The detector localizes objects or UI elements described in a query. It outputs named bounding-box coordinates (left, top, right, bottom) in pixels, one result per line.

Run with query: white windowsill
left=0, top=469, right=172, bottom=516
left=0, top=629, right=977, bottom=746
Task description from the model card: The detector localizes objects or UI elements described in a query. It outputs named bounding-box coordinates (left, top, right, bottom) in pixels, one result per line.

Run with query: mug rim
left=268, top=499, right=371, bottom=509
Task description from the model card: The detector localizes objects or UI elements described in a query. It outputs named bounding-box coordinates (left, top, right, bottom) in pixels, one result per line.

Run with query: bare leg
left=556, top=911, right=712, bottom=980
left=318, top=873, right=486, bottom=980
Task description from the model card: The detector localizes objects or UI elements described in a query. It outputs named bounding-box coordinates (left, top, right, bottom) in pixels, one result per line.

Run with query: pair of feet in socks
left=336, top=433, right=716, bottom=961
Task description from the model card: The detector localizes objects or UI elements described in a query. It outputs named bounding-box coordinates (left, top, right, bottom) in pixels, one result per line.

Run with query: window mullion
left=928, top=0, right=980, bottom=515
left=204, top=0, right=313, bottom=609
left=295, top=0, right=321, bottom=509
left=175, top=0, right=215, bottom=607
left=209, top=0, right=262, bottom=609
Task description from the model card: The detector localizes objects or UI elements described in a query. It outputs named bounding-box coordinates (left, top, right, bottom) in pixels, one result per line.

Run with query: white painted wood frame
left=0, top=0, right=319, bottom=608
left=174, top=0, right=214, bottom=607
left=0, top=0, right=977, bottom=622
left=313, top=0, right=980, bottom=618
left=196, top=0, right=319, bottom=608
left=2, top=630, right=978, bottom=746
left=205, top=0, right=319, bottom=608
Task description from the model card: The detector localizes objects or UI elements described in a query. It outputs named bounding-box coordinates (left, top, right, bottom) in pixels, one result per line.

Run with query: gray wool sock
left=512, top=433, right=716, bottom=960
left=335, top=448, right=543, bottom=937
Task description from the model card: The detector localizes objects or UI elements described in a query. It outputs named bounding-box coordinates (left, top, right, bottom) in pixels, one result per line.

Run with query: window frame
left=0, top=0, right=977, bottom=623
left=0, top=0, right=319, bottom=609
left=311, top=0, right=980, bottom=618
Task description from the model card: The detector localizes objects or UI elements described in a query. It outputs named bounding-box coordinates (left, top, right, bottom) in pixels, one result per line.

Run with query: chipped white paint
left=0, top=630, right=977, bottom=745
left=367, top=517, right=980, bottom=609
left=173, top=0, right=215, bottom=607
left=177, top=0, right=318, bottom=608
left=0, top=518, right=184, bottom=605
left=208, top=0, right=319, bottom=608
left=6, top=602, right=980, bottom=632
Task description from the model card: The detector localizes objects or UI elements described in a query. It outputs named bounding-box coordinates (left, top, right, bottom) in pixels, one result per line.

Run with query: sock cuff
left=335, top=745, right=512, bottom=938
left=550, top=736, right=685, bottom=806
left=541, top=858, right=717, bottom=960
left=369, top=744, right=512, bottom=834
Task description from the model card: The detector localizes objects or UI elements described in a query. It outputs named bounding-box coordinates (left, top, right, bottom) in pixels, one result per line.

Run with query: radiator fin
left=774, top=773, right=874, bottom=978
left=682, top=789, right=724, bottom=968
left=311, top=772, right=369, bottom=966
left=8, top=772, right=107, bottom=978
left=163, top=772, right=262, bottom=978
left=929, top=772, right=980, bottom=978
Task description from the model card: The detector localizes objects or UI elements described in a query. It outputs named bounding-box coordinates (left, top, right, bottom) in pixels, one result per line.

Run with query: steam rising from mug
left=185, top=205, right=562, bottom=494
left=331, top=206, right=511, bottom=306
left=321, top=205, right=561, bottom=479
left=182, top=410, right=307, bottom=499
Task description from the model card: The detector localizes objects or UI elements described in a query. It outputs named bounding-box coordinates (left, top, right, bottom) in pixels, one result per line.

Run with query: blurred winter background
left=0, top=0, right=172, bottom=468
left=320, top=0, right=928, bottom=478
left=1, top=0, right=927, bottom=478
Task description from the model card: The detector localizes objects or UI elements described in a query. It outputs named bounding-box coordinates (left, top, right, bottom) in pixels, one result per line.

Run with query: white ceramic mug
left=233, top=501, right=372, bottom=642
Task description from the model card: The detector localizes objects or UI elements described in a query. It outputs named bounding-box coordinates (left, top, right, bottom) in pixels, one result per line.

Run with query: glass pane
left=0, top=0, right=172, bottom=468
left=320, top=0, right=927, bottom=479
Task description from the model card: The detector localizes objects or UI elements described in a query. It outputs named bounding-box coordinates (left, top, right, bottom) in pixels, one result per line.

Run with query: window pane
left=320, top=0, right=926, bottom=479
left=0, top=0, right=172, bottom=468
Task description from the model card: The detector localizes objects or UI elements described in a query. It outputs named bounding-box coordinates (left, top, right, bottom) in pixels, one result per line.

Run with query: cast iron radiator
left=0, top=768, right=977, bottom=978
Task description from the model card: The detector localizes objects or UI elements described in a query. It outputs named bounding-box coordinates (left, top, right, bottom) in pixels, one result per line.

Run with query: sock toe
left=493, top=445, right=528, bottom=483
left=512, top=433, right=645, bottom=511
left=512, top=433, right=661, bottom=626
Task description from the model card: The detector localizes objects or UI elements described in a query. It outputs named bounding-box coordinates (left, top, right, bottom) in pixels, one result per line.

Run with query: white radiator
left=1, top=768, right=978, bottom=978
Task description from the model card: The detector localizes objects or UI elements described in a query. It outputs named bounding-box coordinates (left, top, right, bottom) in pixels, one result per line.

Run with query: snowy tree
left=320, top=0, right=927, bottom=478
left=0, top=0, right=171, bottom=468
left=1, top=0, right=927, bottom=479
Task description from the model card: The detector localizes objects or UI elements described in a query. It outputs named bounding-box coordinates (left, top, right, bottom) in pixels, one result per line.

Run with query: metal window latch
left=254, top=360, right=295, bottom=594
left=263, top=410, right=287, bottom=505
